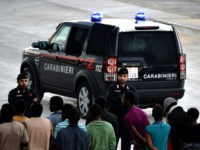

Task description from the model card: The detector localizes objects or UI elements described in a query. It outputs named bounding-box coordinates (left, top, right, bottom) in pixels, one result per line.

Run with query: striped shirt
left=54, top=119, right=86, bottom=138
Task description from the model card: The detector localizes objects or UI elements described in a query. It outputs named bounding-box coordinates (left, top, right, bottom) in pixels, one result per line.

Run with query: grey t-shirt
left=0, top=121, right=29, bottom=150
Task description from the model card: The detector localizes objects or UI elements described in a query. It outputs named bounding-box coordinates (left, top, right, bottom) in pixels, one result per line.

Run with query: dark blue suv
left=20, top=14, right=186, bottom=117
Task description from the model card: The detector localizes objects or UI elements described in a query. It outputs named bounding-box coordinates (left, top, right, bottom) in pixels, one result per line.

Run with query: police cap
left=118, top=68, right=128, bottom=75
left=17, top=73, right=28, bottom=80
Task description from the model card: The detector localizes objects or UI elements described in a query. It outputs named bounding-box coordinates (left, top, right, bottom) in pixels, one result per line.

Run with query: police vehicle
left=20, top=12, right=186, bottom=117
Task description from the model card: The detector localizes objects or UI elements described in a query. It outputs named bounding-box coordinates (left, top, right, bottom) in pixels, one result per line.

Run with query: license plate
left=127, top=67, right=138, bottom=79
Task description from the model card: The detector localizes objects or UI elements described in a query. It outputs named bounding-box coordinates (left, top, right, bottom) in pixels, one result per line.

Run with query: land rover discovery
left=20, top=12, right=186, bottom=117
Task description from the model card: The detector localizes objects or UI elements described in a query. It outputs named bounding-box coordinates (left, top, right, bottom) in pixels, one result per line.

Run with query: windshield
left=118, top=31, right=179, bottom=65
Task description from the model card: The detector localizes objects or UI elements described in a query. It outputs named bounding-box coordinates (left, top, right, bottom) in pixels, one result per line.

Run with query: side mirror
left=32, top=41, right=48, bottom=50
left=50, top=43, right=64, bottom=52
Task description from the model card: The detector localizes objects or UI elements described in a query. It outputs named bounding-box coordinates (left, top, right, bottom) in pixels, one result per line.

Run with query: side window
left=50, top=25, right=71, bottom=52
left=87, top=23, right=114, bottom=56
left=66, top=27, right=88, bottom=56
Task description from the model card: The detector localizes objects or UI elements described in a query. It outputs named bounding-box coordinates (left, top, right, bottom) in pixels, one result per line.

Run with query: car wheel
left=23, top=67, right=44, bottom=101
left=77, top=82, right=93, bottom=118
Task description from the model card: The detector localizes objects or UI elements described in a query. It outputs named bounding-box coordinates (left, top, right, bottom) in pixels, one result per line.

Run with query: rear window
left=118, top=31, right=179, bottom=65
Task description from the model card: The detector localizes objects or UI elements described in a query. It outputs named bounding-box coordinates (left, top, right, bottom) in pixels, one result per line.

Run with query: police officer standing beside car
left=8, top=73, right=38, bottom=117
left=107, top=67, right=137, bottom=150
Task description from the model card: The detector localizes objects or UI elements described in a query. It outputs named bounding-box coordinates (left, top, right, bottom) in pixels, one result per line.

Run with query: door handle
left=75, top=60, right=83, bottom=65
left=55, top=56, right=60, bottom=61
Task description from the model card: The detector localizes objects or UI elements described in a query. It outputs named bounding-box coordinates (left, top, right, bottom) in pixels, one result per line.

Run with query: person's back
left=0, top=122, right=29, bottom=150
left=58, top=126, right=90, bottom=150
left=182, top=123, right=200, bottom=142
left=146, top=123, right=170, bottom=150
left=47, top=96, right=63, bottom=150
left=125, top=106, right=149, bottom=137
left=13, top=114, right=28, bottom=123
left=182, top=108, right=200, bottom=149
left=87, top=120, right=116, bottom=150
left=167, top=106, right=186, bottom=130
left=122, top=91, right=149, bottom=150
left=146, top=104, right=170, bottom=150
left=86, top=104, right=116, bottom=150
left=0, top=104, right=29, bottom=150
left=47, top=96, right=63, bottom=128
left=56, top=108, right=90, bottom=150
left=54, top=103, right=86, bottom=139
left=86, top=96, right=119, bottom=141
left=24, top=103, right=52, bottom=150
left=163, top=97, right=187, bottom=150
left=101, top=110, right=118, bottom=138
left=13, top=99, right=28, bottom=123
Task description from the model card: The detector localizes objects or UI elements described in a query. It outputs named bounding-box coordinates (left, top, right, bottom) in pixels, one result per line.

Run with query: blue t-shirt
left=47, top=111, right=62, bottom=128
left=146, top=122, right=170, bottom=150
left=57, top=125, right=90, bottom=150
left=54, top=119, right=86, bottom=138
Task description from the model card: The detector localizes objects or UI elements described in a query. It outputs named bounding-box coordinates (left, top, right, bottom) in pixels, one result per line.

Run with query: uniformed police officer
left=8, top=73, right=38, bottom=117
left=107, top=67, right=137, bottom=150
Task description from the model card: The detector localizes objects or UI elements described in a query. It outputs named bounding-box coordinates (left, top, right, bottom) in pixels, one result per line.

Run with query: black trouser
left=117, top=116, right=132, bottom=150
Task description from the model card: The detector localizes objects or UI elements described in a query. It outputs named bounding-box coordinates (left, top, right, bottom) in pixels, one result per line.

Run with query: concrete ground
left=119, top=0, right=200, bottom=35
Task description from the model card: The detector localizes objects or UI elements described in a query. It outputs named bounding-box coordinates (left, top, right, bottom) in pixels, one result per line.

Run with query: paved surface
left=118, top=0, right=200, bottom=31
left=49, top=0, right=200, bottom=36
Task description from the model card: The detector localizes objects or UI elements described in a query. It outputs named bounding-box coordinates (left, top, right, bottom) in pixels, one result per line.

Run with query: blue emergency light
left=91, top=12, right=103, bottom=22
left=135, top=12, right=146, bottom=22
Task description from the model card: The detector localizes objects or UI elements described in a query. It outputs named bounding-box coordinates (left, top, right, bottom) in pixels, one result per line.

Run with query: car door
left=39, top=24, right=71, bottom=87
left=59, top=26, right=89, bottom=90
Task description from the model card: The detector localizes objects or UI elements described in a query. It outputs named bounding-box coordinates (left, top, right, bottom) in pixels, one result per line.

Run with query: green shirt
left=86, top=120, right=116, bottom=150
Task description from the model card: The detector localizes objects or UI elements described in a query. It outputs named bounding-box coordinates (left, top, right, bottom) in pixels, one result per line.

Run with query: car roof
left=72, top=19, right=174, bottom=32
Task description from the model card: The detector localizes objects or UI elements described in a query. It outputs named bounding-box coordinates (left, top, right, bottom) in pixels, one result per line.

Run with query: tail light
left=180, top=54, right=186, bottom=79
left=104, top=57, right=117, bottom=81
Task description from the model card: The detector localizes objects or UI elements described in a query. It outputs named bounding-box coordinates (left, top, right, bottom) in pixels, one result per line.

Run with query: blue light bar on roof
left=91, top=12, right=103, bottom=22
left=135, top=12, right=146, bottom=22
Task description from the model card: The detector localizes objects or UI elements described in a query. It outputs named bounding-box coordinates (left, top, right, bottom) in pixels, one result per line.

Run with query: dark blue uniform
left=107, top=82, right=136, bottom=150
left=8, top=86, right=37, bottom=117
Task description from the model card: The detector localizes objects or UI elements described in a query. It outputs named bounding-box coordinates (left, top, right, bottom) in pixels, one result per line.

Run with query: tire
left=23, top=67, right=44, bottom=101
left=77, top=82, right=93, bottom=118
